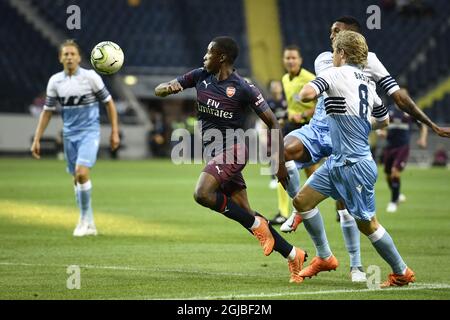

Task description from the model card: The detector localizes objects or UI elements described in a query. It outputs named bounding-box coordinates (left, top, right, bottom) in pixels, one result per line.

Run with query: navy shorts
left=203, top=143, right=248, bottom=196
left=383, top=145, right=410, bottom=174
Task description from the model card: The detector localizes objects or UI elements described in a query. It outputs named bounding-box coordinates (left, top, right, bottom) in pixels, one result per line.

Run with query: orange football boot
left=299, top=255, right=339, bottom=278
left=252, top=217, right=275, bottom=256
left=288, top=247, right=308, bottom=283
left=381, top=267, right=415, bottom=288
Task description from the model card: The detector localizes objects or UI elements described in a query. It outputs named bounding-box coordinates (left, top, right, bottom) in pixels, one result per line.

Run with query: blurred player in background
left=378, top=89, right=428, bottom=213
left=269, top=46, right=316, bottom=225
left=295, top=30, right=416, bottom=287
left=264, top=80, right=287, bottom=190
left=31, top=40, right=120, bottom=237
left=155, top=36, right=307, bottom=283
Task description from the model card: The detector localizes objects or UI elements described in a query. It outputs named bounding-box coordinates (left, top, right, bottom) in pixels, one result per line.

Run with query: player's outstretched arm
left=31, top=110, right=53, bottom=159
left=371, top=116, right=390, bottom=130
left=154, top=79, right=183, bottom=97
left=105, top=99, right=120, bottom=151
left=392, top=89, right=450, bottom=138
left=299, top=84, right=318, bottom=102
left=258, top=109, right=289, bottom=189
left=417, top=124, right=428, bottom=148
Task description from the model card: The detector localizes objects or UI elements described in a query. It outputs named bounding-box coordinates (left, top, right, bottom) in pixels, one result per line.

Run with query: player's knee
left=293, top=192, right=314, bottom=212
left=284, top=138, right=301, bottom=161
left=193, top=188, right=213, bottom=207
left=356, top=218, right=379, bottom=236
left=193, top=190, right=203, bottom=204
left=391, top=168, right=401, bottom=179
left=75, top=167, right=89, bottom=183
left=284, top=146, right=296, bottom=162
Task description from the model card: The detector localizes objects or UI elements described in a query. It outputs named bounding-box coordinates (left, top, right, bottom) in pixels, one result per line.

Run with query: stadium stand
left=0, top=1, right=60, bottom=113
left=2, top=0, right=449, bottom=139
left=30, top=0, right=249, bottom=70
left=405, top=15, right=450, bottom=97
left=277, top=0, right=450, bottom=98
left=2, top=0, right=249, bottom=113
left=426, top=92, right=450, bottom=124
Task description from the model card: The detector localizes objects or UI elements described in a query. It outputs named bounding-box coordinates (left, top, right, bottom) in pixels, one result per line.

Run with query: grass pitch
left=0, top=158, right=449, bottom=300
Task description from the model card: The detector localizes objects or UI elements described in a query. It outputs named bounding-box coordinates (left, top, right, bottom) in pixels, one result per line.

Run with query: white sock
left=250, top=217, right=261, bottom=230
left=287, top=247, right=297, bottom=261
left=338, top=209, right=354, bottom=222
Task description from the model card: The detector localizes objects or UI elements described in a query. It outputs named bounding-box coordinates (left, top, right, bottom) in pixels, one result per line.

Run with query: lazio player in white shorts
left=292, top=30, right=415, bottom=288
left=31, top=40, right=120, bottom=237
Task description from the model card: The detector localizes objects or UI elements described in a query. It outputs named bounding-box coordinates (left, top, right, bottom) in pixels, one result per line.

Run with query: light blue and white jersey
left=309, top=52, right=333, bottom=129
left=310, top=51, right=400, bottom=130
left=309, top=65, right=388, bottom=166
left=44, top=67, right=111, bottom=136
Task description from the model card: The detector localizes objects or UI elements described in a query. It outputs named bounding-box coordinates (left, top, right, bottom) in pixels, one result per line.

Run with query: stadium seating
left=1, top=0, right=248, bottom=113
left=2, top=0, right=449, bottom=117
left=30, top=0, right=249, bottom=71
left=426, top=92, right=450, bottom=124
left=0, top=1, right=60, bottom=113
left=405, top=18, right=450, bottom=97
left=278, top=0, right=450, bottom=98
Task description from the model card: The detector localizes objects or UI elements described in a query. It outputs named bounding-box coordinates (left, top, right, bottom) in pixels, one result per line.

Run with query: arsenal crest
left=226, top=87, right=236, bottom=97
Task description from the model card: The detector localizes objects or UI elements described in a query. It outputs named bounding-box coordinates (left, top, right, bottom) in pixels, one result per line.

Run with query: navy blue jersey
left=177, top=68, right=269, bottom=149
left=386, top=104, right=420, bottom=148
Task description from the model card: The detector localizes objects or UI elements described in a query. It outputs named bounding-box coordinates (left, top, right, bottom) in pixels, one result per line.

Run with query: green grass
left=0, top=158, right=449, bottom=300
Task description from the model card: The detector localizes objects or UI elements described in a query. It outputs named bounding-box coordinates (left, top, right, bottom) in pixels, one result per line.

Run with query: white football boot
left=350, top=267, right=367, bottom=283
left=280, top=210, right=302, bottom=233
left=386, top=202, right=398, bottom=213
left=73, top=220, right=98, bottom=237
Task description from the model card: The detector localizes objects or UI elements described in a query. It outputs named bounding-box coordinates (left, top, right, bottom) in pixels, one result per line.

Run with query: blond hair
left=59, top=39, right=81, bottom=55
left=333, top=30, right=368, bottom=68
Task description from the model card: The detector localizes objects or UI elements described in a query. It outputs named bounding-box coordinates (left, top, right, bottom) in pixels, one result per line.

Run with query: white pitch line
left=2, top=261, right=449, bottom=300
left=163, top=283, right=450, bottom=300
left=0, top=261, right=255, bottom=277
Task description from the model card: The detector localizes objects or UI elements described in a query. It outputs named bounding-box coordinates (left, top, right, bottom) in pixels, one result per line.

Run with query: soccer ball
left=90, top=41, right=124, bottom=75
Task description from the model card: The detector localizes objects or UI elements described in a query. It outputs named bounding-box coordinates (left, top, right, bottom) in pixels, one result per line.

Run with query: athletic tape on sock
left=285, top=160, right=297, bottom=170
left=77, top=180, right=92, bottom=191
left=300, top=207, right=319, bottom=220
left=338, top=209, right=355, bottom=222
left=368, top=225, right=386, bottom=243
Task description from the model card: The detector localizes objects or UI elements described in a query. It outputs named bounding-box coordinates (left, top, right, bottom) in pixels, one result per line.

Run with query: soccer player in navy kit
left=155, top=36, right=307, bottom=283
left=31, top=40, right=120, bottom=237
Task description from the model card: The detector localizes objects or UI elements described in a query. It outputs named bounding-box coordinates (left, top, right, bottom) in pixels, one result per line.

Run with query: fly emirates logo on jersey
left=197, top=98, right=234, bottom=119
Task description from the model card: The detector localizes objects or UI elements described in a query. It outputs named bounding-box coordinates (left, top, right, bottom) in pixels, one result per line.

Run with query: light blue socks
left=368, top=225, right=407, bottom=274
left=77, top=180, right=94, bottom=224
left=285, top=160, right=301, bottom=199
left=301, top=208, right=332, bottom=258
left=338, top=209, right=362, bottom=268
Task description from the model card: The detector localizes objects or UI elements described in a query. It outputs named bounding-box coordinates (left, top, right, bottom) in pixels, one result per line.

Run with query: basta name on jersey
left=354, top=71, right=371, bottom=84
